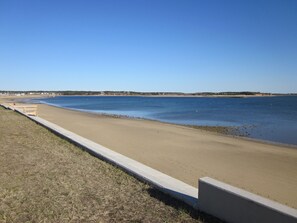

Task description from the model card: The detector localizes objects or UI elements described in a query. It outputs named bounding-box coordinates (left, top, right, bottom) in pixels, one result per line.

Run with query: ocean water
left=32, top=96, right=297, bottom=146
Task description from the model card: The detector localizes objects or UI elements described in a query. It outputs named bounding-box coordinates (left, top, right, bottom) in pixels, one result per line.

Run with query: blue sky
left=0, top=0, right=296, bottom=93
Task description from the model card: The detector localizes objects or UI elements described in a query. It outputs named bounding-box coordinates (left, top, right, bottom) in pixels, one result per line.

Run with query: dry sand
left=31, top=104, right=297, bottom=209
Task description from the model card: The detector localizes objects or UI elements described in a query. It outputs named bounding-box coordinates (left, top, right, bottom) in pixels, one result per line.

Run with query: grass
left=0, top=107, right=222, bottom=223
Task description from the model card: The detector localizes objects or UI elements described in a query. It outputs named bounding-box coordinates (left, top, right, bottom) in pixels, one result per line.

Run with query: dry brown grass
left=0, top=107, right=221, bottom=223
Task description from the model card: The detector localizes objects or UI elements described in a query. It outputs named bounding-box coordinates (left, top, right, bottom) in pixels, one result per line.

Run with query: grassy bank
left=0, top=107, right=220, bottom=222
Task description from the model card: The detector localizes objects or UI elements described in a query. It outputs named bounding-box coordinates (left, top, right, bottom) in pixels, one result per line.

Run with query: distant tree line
left=0, top=90, right=293, bottom=96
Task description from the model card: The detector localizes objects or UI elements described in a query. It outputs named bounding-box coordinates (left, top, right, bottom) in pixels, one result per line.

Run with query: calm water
left=32, top=96, right=297, bottom=146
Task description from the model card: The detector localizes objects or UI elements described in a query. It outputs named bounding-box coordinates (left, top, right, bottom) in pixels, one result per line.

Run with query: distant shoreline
left=1, top=90, right=296, bottom=98
left=58, top=94, right=277, bottom=98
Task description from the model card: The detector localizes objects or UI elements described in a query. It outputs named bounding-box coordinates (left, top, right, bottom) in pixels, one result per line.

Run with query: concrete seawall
left=198, top=177, right=297, bottom=223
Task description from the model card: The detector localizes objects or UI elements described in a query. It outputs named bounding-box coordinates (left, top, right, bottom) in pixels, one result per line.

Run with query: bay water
left=32, top=96, right=297, bottom=146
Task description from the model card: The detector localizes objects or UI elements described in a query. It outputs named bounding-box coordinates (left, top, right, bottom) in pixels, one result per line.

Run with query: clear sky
left=0, top=0, right=296, bottom=93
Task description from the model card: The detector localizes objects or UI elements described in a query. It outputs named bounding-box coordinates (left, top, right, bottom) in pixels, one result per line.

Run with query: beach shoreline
left=25, top=99, right=297, bottom=149
left=40, top=102, right=297, bottom=149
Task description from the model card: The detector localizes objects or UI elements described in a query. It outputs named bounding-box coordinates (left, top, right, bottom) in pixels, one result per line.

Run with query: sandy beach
left=24, top=103, right=297, bottom=209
